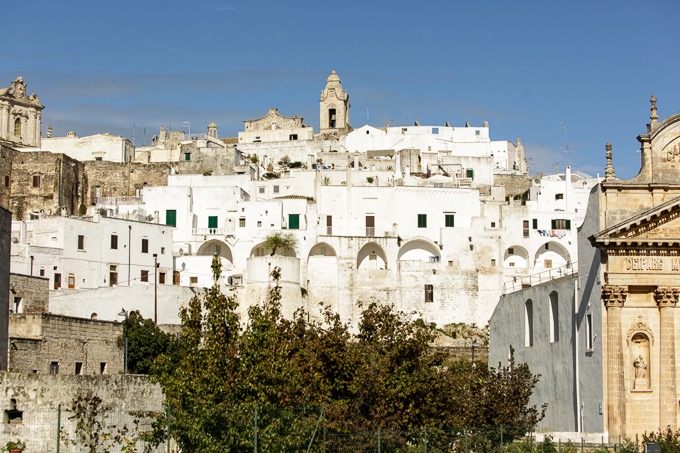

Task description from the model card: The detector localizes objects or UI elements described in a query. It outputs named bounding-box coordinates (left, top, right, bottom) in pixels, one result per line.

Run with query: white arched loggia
left=357, top=242, right=388, bottom=270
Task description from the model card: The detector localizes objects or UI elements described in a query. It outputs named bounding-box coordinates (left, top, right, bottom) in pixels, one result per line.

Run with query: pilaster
left=603, top=285, right=627, bottom=438
left=655, top=287, right=678, bottom=429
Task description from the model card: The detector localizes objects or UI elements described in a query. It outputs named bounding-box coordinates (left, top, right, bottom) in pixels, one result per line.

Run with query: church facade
left=489, top=97, right=680, bottom=440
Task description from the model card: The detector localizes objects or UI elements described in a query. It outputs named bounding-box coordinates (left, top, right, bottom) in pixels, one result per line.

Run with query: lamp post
left=471, top=339, right=479, bottom=367
left=118, top=308, right=128, bottom=374
left=153, top=253, right=158, bottom=324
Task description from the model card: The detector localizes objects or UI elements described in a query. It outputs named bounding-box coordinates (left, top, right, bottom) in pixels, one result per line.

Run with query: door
left=326, top=215, right=332, bottom=235
left=365, top=215, right=375, bottom=237
left=208, top=216, right=218, bottom=234
left=288, top=214, right=300, bottom=230
left=54, top=273, right=61, bottom=290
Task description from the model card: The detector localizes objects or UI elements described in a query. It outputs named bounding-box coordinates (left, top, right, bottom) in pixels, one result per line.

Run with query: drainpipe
left=30, top=255, right=34, bottom=276
left=574, top=278, right=581, bottom=433
left=128, top=225, right=132, bottom=286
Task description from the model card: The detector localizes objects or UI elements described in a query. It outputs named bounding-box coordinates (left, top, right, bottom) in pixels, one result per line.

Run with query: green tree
left=263, top=232, right=297, bottom=256
left=118, top=310, right=174, bottom=375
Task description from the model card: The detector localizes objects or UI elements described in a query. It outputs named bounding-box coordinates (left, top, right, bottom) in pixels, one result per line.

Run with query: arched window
left=13, top=118, right=21, bottom=136
left=549, top=291, right=559, bottom=342
left=525, top=299, right=534, bottom=347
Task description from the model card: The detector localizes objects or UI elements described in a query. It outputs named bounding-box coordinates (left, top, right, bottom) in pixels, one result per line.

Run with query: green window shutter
left=532, top=219, right=538, bottom=229
left=566, top=220, right=571, bottom=230
left=551, top=219, right=557, bottom=229
left=445, top=214, right=454, bottom=227
left=208, top=216, right=218, bottom=229
left=418, top=214, right=427, bottom=228
left=166, top=210, right=177, bottom=227
left=466, top=169, right=474, bottom=179
left=288, top=214, right=300, bottom=230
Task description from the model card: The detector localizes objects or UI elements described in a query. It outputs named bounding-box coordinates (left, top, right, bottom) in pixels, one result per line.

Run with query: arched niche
left=630, top=332, right=651, bottom=390
left=533, top=241, right=570, bottom=270
left=503, top=245, right=529, bottom=269
left=197, top=240, right=234, bottom=264
left=397, top=238, right=440, bottom=262
left=357, top=242, right=388, bottom=270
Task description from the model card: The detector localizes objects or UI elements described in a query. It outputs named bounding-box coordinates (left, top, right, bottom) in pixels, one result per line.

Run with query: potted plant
left=4, top=440, right=26, bottom=453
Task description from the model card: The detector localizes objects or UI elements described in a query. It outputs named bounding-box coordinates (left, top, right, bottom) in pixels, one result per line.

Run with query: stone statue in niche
left=632, top=332, right=650, bottom=390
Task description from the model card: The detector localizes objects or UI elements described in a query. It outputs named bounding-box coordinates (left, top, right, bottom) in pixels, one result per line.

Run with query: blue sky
left=4, top=0, right=679, bottom=178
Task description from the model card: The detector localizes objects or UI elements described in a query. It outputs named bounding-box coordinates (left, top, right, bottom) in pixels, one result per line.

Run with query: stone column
left=655, top=287, right=678, bottom=429
left=603, top=285, right=627, bottom=438
left=0, top=103, right=9, bottom=139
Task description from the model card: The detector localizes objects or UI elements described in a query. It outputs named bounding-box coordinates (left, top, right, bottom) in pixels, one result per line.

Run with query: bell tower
left=319, top=70, right=350, bottom=135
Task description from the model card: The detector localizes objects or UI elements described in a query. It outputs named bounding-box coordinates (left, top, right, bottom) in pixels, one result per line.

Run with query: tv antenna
left=558, top=121, right=572, bottom=167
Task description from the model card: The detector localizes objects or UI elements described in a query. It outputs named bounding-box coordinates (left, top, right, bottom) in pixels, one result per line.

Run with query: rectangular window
left=161, top=247, right=165, bottom=254
left=32, top=175, right=41, bottom=188
left=208, top=216, right=218, bottom=233
left=551, top=219, right=571, bottom=230
left=491, top=222, right=496, bottom=228
left=523, top=220, right=529, bottom=238
left=110, top=234, right=118, bottom=249
left=491, top=259, right=496, bottom=266
left=166, top=210, right=177, bottom=227
left=4, top=175, right=8, bottom=188
left=68, top=274, right=75, bottom=289
left=109, top=265, right=118, bottom=286
left=239, top=218, right=246, bottom=228
left=141, top=270, right=149, bottom=282
left=141, top=238, right=149, bottom=253
left=555, top=193, right=564, bottom=200
left=288, top=214, right=300, bottom=230
left=327, top=215, right=333, bottom=235
left=418, top=214, right=427, bottom=228
left=259, top=187, right=265, bottom=194
left=424, top=284, right=434, bottom=303
left=100, top=363, right=107, bottom=375
left=39, top=268, right=45, bottom=277
left=159, top=272, right=166, bottom=284
left=190, top=276, right=198, bottom=286
left=257, top=221, right=262, bottom=227
left=586, top=313, right=593, bottom=350
left=466, top=169, right=474, bottom=179
left=273, top=185, right=280, bottom=194
left=77, top=235, right=85, bottom=250
left=75, top=362, right=83, bottom=375
left=544, top=259, right=553, bottom=268
left=432, top=127, right=439, bottom=134
left=50, top=361, right=59, bottom=375
left=289, top=134, right=298, bottom=141
left=184, top=152, right=191, bottom=161
left=532, top=219, right=538, bottom=229
left=95, top=156, right=103, bottom=161
left=444, top=214, right=454, bottom=227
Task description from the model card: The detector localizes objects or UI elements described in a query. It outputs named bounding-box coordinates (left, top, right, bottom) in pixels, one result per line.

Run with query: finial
left=46, top=125, right=53, bottom=138
left=605, top=142, right=616, bottom=179
left=650, top=95, right=658, bottom=123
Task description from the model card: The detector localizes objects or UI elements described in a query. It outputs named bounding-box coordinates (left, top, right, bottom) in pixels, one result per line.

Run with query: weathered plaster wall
left=0, top=373, right=165, bottom=452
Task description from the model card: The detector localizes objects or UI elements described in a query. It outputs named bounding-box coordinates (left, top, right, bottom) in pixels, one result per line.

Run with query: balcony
left=192, top=227, right=232, bottom=236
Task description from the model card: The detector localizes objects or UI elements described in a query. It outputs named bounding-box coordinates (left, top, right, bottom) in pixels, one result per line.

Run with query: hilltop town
left=0, top=73, right=678, bottom=449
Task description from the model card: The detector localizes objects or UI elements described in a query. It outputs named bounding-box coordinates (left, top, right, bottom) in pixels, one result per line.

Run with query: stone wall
left=0, top=208, right=10, bottom=370
left=176, top=142, right=236, bottom=176
left=9, top=314, right=123, bottom=375
left=10, top=152, right=85, bottom=220
left=0, top=145, right=13, bottom=211
left=83, top=161, right=170, bottom=204
left=8, top=273, right=48, bottom=314
left=0, top=372, right=166, bottom=452
left=494, top=173, right=532, bottom=198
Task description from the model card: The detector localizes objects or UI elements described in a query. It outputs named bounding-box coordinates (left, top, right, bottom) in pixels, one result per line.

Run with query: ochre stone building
left=592, top=97, right=680, bottom=438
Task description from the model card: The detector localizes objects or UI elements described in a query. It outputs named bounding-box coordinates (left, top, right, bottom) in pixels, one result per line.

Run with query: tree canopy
left=149, top=257, right=544, bottom=451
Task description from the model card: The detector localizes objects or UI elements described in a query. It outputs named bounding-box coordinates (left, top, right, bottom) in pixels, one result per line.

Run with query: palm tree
left=263, top=232, right=297, bottom=256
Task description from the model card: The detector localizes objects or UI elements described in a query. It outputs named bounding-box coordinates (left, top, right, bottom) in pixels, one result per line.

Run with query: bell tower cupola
left=319, top=70, right=350, bottom=135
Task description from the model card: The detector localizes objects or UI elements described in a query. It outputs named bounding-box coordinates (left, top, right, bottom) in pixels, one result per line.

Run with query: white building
left=26, top=132, right=134, bottom=163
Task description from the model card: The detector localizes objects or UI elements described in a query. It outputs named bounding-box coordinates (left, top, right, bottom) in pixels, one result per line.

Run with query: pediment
left=591, top=196, right=680, bottom=246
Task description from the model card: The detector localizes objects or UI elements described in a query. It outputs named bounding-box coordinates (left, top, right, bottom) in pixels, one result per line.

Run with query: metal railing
left=95, top=196, right=143, bottom=206
left=503, top=262, right=577, bottom=294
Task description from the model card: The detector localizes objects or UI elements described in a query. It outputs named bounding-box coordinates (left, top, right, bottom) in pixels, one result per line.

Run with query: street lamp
left=471, top=339, right=479, bottom=367
left=118, top=308, right=128, bottom=374
left=153, top=253, right=158, bottom=324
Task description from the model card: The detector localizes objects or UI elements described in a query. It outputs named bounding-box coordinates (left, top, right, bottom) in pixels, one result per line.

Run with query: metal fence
left=0, top=402, right=639, bottom=452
